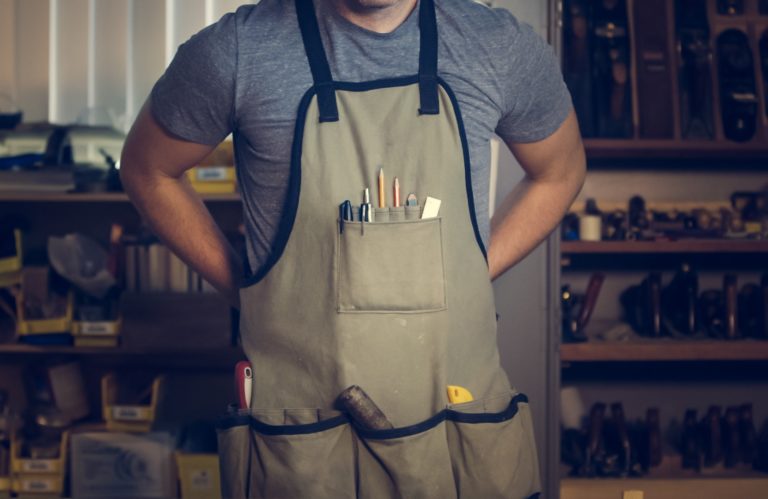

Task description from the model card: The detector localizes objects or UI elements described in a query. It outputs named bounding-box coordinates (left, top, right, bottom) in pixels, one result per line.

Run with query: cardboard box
left=71, top=432, right=176, bottom=498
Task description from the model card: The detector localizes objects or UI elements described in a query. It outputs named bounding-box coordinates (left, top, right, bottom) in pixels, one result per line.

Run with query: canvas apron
left=216, top=0, right=541, bottom=497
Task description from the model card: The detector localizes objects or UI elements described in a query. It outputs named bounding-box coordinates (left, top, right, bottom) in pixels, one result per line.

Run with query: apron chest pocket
left=336, top=217, right=447, bottom=313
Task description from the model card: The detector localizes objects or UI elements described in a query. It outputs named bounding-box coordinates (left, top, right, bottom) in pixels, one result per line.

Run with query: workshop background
left=0, top=1, right=767, bottom=499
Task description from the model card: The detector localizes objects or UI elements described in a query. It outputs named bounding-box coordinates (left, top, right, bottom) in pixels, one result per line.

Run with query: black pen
left=339, top=200, right=353, bottom=233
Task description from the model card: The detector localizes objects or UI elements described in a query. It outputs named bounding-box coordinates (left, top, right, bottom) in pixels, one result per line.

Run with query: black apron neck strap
left=295, top=0, right=440, bottom=121
left=296, top=0, right=339, bottom=122
left=418, top=0, right=439, bottom=114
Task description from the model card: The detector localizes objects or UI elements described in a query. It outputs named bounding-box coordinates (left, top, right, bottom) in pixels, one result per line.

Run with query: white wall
left=0, top=0, right=256, bottom=129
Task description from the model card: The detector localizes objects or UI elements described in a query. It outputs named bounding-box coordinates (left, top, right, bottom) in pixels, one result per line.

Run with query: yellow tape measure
left=447, top=385, right=474, bottom=404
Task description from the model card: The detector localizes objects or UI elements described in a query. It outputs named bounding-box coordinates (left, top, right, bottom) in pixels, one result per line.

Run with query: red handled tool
left=234, top=361, right=253, bottom=410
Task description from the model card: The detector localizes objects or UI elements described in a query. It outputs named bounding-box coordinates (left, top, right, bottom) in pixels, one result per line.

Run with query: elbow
left=118, top=151, right=140, bottom=194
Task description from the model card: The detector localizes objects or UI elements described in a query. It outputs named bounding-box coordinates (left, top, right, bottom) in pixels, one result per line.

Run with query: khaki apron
left=216, top=0, right=541, bottom=497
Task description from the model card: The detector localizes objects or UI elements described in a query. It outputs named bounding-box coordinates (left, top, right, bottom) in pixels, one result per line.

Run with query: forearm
left=488, top=171, right=583, bottom=280
left=121, top=167, right=243, bottom=307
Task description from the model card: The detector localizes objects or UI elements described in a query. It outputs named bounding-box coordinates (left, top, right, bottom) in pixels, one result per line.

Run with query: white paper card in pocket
left=421, top=197, right=441, bottom=219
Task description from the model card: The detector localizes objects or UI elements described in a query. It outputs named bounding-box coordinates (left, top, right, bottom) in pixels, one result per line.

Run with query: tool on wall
left=621, top=272, right=663, bottom=337
left=661, top=263, right=699, bottom=336
left=717, top=0, right=745, bottom=16
left=592, top=0, right=633, bottom=138
left=634, top=0, right=675, bottom=138
left=563, top=0, right=596, bottom=137
left=760, top=30, right=768, bottom=118
left=562, top=273, right=605, bottom=343
left=717, top=29, right=759, bottom=142
left=681, top=409, right=701, bottom=471
left=676, top=0, right=716, bottom=139
left=703, top=406, right=724, bottom=466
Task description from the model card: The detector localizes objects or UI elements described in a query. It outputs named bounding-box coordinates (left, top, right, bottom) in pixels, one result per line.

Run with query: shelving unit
left=0, top=189, right=245, bottom=461
left=559, top=234, right=768, bottom=496
left=555, top=0, right=768, bottom=496
left=0, top=293, right=243, bottom=366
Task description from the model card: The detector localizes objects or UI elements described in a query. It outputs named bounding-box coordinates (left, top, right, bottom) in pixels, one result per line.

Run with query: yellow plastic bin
left=11, top=474, right=64, bottom=496
left=175, top=452, right=221, bottom=499
left=16, top=291, right=73, bottom=337
left=186, top=166, right=237, bottom=194
left=101, top=373, right=165, bottom=432
left=71, top=315, right=122, bottom=347
left=10, top=432, right=68, bottom=497
left=0, top=230, right=22, bottom=275
left=0, top=475, right=10, bottom=495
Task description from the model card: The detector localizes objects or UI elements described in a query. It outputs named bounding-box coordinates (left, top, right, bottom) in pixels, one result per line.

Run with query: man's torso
left=151, top=0, right=570, bottom=272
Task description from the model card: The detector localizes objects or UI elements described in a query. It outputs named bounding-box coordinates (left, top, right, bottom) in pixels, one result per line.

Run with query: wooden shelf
left=561, top=338, right=768, bottom=362
left=561, top=476, right=768, bottom=499
left=0, top=293, right=244, bottom=364
left=561, top=454, right=768, bottom=498
left=0, top=191, right=240, bottom=202
left=584, top=138, right=768, bottom=160
left=561, top=240, right=768, bottom=254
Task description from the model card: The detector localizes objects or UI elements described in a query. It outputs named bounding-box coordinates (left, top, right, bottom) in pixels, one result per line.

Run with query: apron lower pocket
left=216, top=413, right=253, bottom=499
left=446, top=393, right=541, bottom=499
left=216, top=410, right=356, bottom=499
left=357, top=419, right=456, bottom=499
left=216, top=395, right=538, bottom=499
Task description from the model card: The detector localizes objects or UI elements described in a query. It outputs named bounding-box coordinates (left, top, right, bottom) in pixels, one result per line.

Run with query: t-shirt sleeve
left=150, top=13, right=237, bottom=145
left=494, top=11, right=573, bottom=144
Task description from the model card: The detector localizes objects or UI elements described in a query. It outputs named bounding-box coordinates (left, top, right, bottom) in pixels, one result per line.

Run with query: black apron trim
left=359, top=393, right=529, bottom=440
left=240, top=76, right=486, bottom=288
left=436, top=76, right=488, bottom=260
left=295, top=0, right=439, bottom=121
left=252, top=414, right=350, bottom=436
left=418, top=0, right=440, bottom=115
left=240, top=87, right=313, bottom=288
left=216, top=393, right=529, bottom=438
left=295, top=0, right=339, bottom=122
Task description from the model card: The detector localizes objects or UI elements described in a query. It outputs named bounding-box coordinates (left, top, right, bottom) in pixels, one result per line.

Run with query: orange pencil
left=393, top=177, right=400, bottom=207
left=378, top=168, right=386, bottom=208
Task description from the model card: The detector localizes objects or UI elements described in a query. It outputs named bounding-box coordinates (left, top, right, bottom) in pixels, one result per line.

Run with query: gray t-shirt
left=151, top=0, right=572, bottom=273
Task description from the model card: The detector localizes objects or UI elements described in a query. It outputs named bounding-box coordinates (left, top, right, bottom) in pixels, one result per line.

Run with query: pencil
left=378, top=168, right=386, bottom=208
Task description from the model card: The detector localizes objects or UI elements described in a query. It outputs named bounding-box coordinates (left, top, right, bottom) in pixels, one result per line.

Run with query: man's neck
left=329, top=0, right=419, bottom=34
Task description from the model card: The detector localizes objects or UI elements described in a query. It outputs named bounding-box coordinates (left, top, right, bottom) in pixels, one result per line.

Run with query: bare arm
left=488, top=110, right=586, bottom=280
left=120, top=101, right=243, bottom=307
